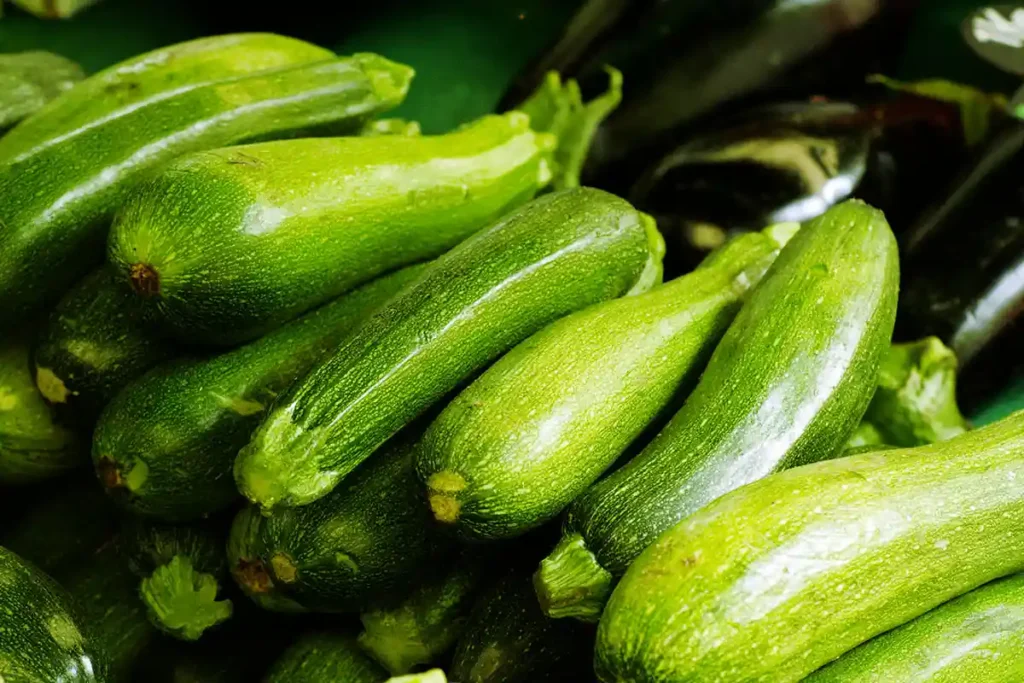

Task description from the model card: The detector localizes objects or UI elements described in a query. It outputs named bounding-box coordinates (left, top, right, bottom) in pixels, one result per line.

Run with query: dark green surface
left=265, top=631, right=386, bottom=683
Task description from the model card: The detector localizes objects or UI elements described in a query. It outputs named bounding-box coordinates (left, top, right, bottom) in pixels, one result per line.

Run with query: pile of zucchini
left=0, top=32, right=1017, bottom=683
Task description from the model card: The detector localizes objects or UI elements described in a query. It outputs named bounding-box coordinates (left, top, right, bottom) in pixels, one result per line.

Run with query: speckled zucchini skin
left=264, top=632, right=386, bottom=683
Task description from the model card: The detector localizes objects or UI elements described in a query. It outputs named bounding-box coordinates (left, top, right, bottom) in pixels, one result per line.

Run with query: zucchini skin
left=108, top=112, right=553, bottom=346
left=92, top=265, right=425, bottom=521
left=0, top=51, right=83, bottom=130
left=236, top=187, right=655, bottom=511
left=0, top=546, right=108, bottom=682
left=0, top=34, right=411, bottom=326
left=264, top=631, right=387, bottom=683
left=33, top=268, right=178, bottom=428
left=415, top=225, right=787, bottom=541
left=595, top=410, right=1024, bottom=683
left=807, top=573, right=1024, bottom=682
left=0, top=332, right=82, bottom=484
left=537, top=199, right=898, bottom=620
left=229, top=436, right=449, bottom=613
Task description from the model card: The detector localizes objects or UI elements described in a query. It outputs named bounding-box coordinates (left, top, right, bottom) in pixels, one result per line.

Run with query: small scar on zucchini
left=129, top=262, right=161, bottom=298
left=270, top=552, right=298, bottom=584
left=96, top=456, right=125, bottom=490
left=426, top=472, right=466, bottom=524
left=35, top=367, right=69, bottom=404
left=234, top=558, right=274, bottom=594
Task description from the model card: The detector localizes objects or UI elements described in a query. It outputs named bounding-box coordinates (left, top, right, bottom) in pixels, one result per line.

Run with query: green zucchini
left=0, top=332, right=82, bottom=484
left=0, top=51, right=83, bottom=130
left=230, top=434, right=449, bottom=613
left=33, top=268, right=178, bottom=428
left=264, top=631, right=387, bottom=683
left=0, top=34, right=412, bottom=326
left=594, top=410, right=1024, bottom=683
left=535, top=199, right=899, bottom=621
left=416, top=222, right=794, bottom=541
left=92, top=264, right=426, bottom=522
left=0, top=545, right=108, bottom=682
left=450, top=569, right=593, bottom=683
left=119, top=516, right=232, bottom=642
left=387, top=671, right=447, bottom=683
left=807, top=573, right=1024, bottom=682
left=236, top=187, right=658, bottom=512
left=109, top=112, right=553, bottom=347
left=358, top=550, right=486, bottom=674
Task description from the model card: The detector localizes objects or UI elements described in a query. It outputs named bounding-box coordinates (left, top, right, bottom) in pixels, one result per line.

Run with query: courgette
left=416, top=223, right=794, bottom=541
left=594, top=410, right=1024, bottom=683
left=236, top=187, right=658, bottom=512
left=0, top=545, right=108, bottom=682
left=92, top=264, right=426, bottom=521
left=230, top=434, right=449, bottom=613
left=358, top=549, right=486, bottom=674
left=0, top=332, right=81, bottom=484
left=451, top=569, right=593, bottom=683
left=34, top=268, right=177, bottom=428
left=264, top=631, right=387, bottom=683
left=535, top=199, right=899, bottom=621
left=807, top=573, right=1024, bottom=682
left=0, top=51, right=83, bottom=130
left=0, top=34, right=412, bottom=325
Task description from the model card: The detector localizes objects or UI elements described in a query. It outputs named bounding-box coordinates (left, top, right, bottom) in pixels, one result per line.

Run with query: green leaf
left=140, top=556, right=233, bottom=642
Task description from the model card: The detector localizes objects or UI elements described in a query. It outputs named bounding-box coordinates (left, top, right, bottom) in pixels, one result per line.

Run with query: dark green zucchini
left=265, top=631, right=387, bottom=683
left=0, top=34, right=412, bottom=326
left=807, top=573, right=1024, bottom=682
left=236, top=187, right=658, bottom=512
left=0, top=51, right=83, bottom=130
left=0, top=545, right=109, bottom=682
left=33, top=268, right=178, bottom=428
left=358, top=550, right=486, bottom=674
left=595, top=410, right=1024, bottom=683
left=0, top=332, right=82, bottom=484
left=416, top=223, right=794, bottom=541
left=536, top=199, right=899, bottom=621
left=450, top=569, right=593, bottom=683
left=230, top=434, right=450, bottom=613
left=92, top=264, right=426, bottom=521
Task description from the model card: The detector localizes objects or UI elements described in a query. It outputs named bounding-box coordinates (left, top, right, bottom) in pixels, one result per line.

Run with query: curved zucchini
left=358, top=550, right=486, bottom=674
left=236, top=187, right=657, bottom=511
left=536, top=199, right=899, bottom=621
left=264, top=631, right=387, bottom=683
left=416, top=223, right=792, bottom=541
left=108, top=112, right=554, bottom=347
left=0, top=332, right=82, bottom=484
left=807, top=573, right=1024, bottom=682
left=0, top=51, right=83, bottom=130
left=595, top=410, right=1024, bottom=683
left=0, top=33, right=412, bottom=326
left=229, top=435, right=449, bottom=613
left=92, top=264, right=425, bottom=521
left=33, top=268, right=178, bottom=428
left=0, top=545, right=108, bottom=682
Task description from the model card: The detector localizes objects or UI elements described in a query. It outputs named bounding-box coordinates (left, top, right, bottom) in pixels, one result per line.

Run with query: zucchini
left=34, top=268, right=178, bottom=428
left=594, top=410, right=1024, bottom=683
left=236, top=187, right=659, bottom=512
left=92, top=264, right=426, bottom=521
left=0, top=51, right=83, bottom=130
left=120, top=516, right=233, bottom=642
left=806, top=573, right=1024, bottom=682
left=0, top=34, right=412, bottom=326
left=358, top=549, right=486, bottom=674
left=108, top=112, right=555, bottom=347
left=0, top=545, right=108, bottom=682
left=416, top=222, right=794, bottom=541
left=229, top=434, right=449, bottom=613
left=264, top=631, right=387, bottom=683
left=451, top=569, right=593, bottom=683
left=0, top=332, right=81, bottom=484
left=536, top=199, right=899, bottom=621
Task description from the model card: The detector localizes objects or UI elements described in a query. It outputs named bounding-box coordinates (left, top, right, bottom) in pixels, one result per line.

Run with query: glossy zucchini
left=236, top=187, right=658, bottom=512
left=416, top=223, right=793, bottom=541
left=536, top=199, right=899, bottom=621
left=0, top=34, right=411, bottom=325
left=264, top=631, right=387, bottom=683
left=0, top=51, right=83, bottom=129
left=595, top=410, right=1024, bottom=683
left=92, top=264, right=426, bottom=521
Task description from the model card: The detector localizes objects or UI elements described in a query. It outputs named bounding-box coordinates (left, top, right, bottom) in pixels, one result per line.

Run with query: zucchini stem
left=534, top=533, right=612, bottom=622
left=140, top=556, right=232, bottom=641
